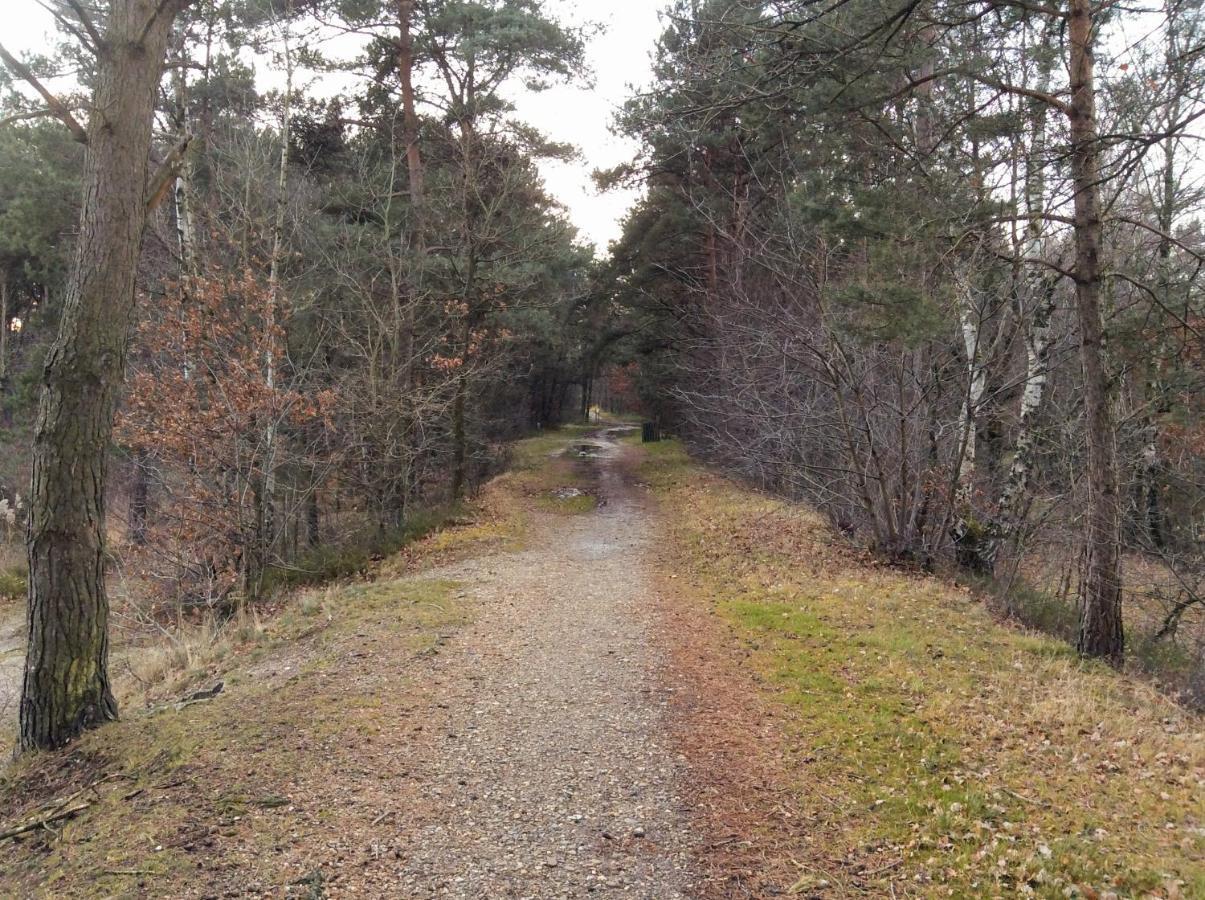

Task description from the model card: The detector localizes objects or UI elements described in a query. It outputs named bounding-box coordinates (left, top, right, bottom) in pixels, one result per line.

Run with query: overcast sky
left=4, top=0, right=665, bottom=251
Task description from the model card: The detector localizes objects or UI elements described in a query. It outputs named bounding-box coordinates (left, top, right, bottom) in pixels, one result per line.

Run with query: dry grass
left=0, top=573, right=468, bottom=897
left=642, top=440, right=1204, bottom=898
left=0, top=542, right=24, bottom=608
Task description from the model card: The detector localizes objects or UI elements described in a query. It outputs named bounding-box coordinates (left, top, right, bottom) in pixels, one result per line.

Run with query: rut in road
left=391, top=427, right=697, bottom=897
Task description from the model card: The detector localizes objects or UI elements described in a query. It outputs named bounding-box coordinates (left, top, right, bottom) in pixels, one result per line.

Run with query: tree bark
left=258, top=5, right=294, bottom=590
left=0, top=274, right=9, bottom=427
left=1068, top=0, right=1124, bottom=665
left=950, top=266, right=992, bottom=572
left=20, top=0, right=191, bottom=752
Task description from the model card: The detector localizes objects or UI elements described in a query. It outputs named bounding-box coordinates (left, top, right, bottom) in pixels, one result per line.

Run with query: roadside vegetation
left=643, top=440, right=1204, bottom=898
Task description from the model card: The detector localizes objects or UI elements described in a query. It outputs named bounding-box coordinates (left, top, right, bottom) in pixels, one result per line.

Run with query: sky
left=4, top=0, right=667, bottom=251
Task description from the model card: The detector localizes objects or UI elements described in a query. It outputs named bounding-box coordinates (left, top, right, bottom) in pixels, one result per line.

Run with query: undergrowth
left=261, top=502, right=468, bottom=595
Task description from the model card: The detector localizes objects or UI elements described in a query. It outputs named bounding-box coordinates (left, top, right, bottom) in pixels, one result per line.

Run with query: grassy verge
left=643, top=440, right=1203, bottom=898
left=0, top=576, right=467, bottom=897
left=0, top=431, right=600, bottom=895
left=973, top=572, right=1204, bottom=710
left=501, top=423, right=601, bottom=517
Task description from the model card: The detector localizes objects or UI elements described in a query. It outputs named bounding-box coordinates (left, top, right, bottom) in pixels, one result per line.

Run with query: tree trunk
left=260, top=8, right=294, bottom=578
left=20, top=0, right=189, bottom=752
left=306, top=483, right=320, bottom=548
left=1068, top=0, right=1124, bottom=666
left=996, top=275, right=1055, bottom=530
left=397, top=0, right=425, bottom=391
left=0, top=274, right=9, bottom=427
left=450, top=366, right=468, bottom=500
left=128, top=448, right=150, bottom=545
left=993, top=43, right=1057, bottom=571
left=950, top=264, right=992, bottom=571
left=171, top=27, right=198, bottom=281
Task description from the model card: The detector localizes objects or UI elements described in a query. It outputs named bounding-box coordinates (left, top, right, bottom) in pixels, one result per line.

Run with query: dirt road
left=389, top=427, right=697, bottom=896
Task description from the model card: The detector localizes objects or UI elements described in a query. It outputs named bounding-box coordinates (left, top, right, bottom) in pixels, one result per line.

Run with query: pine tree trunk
left=20, top=0, right=189, bottom=752
left=398, top=0, right=424, bottom=392
left=0, top=274, right=9, bottom=427
left=1068, top=0, right=1124, bottom=666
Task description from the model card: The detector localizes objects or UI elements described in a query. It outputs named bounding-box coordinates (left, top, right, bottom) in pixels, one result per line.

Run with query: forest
left=0, top=0, right=1201, bottom=897
left=608, top=0, right=1205, bottom=685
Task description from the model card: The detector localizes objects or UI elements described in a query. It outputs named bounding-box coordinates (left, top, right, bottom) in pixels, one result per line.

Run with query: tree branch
left=0, top=42, right=89, bottom=144
left=61, top=0, right=106, bottom=54
left=883, top=67, right=1073, bottom=117
left=146, top=133, right=192, bottom=213
left=138, top=0, right=195, bottom=47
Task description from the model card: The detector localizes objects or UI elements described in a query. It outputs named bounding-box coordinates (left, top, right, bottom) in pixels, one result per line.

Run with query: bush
left=260, top=503, right=465, bottom=595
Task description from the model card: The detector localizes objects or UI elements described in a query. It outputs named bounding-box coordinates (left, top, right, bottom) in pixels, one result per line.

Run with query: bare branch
left=146, top=133, right=192, bottom=213
left=61, top=0, right=106, bottom=53
left=0, top=42, right=89, bottom=144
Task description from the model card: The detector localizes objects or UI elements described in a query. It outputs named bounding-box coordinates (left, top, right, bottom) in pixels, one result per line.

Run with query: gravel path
left=393, top=429, right=696, bottom=897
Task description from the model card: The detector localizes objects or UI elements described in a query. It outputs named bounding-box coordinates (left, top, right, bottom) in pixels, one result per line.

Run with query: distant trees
left=611, top=0, right=1205, bottom=670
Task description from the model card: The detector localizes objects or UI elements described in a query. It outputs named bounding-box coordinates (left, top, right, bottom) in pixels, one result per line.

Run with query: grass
left=0, top=564, right=23, bottom=605
left=0, top=543, right=24, bottom=605
left=0, top=575, right=468, bottom=897
left=642, top=439, right=1204, bottom=898
left=975, top=568, right=1204, bottom=708
left=0, top=423, right=614, bottom=897
left=503, top=423, right=602, bottom=517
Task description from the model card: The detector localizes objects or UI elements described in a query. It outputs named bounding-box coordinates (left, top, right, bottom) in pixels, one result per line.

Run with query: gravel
left=392, top=431, right=697, bottom=898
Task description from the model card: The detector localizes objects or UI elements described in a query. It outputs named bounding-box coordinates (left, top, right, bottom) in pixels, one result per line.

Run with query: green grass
left=969, top=573, right=1205, bottom=708
left=0, top=562, right=25, bottom=603
left=642, top=439, right=1204, bottom=898
left=536, top=490, right=598, bottom=515
left=510, top=423, right=595, bottom=471
left=0, top=577, right=468, bottom=898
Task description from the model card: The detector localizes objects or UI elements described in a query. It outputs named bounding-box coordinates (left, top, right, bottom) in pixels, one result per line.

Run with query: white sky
left=4, top=0, right=666, bottom=251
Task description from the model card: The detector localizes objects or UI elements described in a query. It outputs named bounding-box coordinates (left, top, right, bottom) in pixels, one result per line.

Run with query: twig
left=0, top=802, right=92, bottom=842
left=861, top=857, right=903, bottom=877
left=1002, top=787, right=1048, bottom=807
left=103, top=868, right=159, bottom=877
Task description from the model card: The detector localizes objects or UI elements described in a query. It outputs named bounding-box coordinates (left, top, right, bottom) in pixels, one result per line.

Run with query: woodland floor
left=0, top=426, right=1200, bottom=898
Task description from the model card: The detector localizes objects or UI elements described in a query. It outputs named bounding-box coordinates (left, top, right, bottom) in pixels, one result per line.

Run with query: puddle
left=569, top=442, right=606, bottom=458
